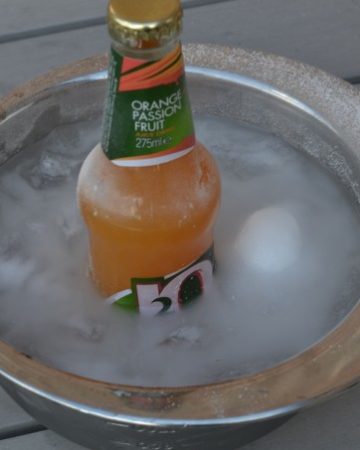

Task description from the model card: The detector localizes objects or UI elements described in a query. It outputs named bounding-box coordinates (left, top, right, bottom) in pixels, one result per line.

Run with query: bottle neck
left=102, top=39, right=196, bottom=167
left=112, top=38, right=181, bottom=61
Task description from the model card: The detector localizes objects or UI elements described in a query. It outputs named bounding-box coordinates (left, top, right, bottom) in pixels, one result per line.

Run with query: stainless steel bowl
left=1, top=44, right=360, bottom=450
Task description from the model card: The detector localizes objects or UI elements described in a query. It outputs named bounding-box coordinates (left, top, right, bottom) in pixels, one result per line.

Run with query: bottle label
left=101, top=44, right=195, bottom=167
left=107, top=247, right=215, bottom=316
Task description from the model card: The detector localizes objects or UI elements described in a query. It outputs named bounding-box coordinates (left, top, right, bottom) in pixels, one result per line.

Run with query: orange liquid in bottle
left=77, top=141, right=221, bottom=297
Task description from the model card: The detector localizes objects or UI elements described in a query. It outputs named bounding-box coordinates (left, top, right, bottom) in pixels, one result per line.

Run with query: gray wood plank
left=0, top=388, right=37, bottom=435
left=0, top=0, right=108, bottom=36
left=0, top=26, right=108, bottom=96
left=243, top=384, right=360, bottom=450
left=0, top=0, right=198, bottom=38
left=0, top=430, right=86, bottom=449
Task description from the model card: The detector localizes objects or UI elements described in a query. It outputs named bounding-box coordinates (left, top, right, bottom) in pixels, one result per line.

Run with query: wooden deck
left=1, top=0, right=360, bottom=448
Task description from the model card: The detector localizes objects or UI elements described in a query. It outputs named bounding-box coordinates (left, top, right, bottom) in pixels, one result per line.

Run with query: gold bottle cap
left=108, top=0, right=183, bottom=49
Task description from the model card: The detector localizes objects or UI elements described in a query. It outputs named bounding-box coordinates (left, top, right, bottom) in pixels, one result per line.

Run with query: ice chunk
left=0, top=257, right=34, bottom=290
left=18, top=119, right=101, bottom=190
left=56, top=206, right=83, bottom=242
left=0, top=234, right=21, bottom=258
left=21, top=153, right=78, bottom=189
left=235, top=207, right=301, bottom=272
left=42, top=120, right=100, bottom=159
left=161, top=326, right=202, bottom=346
left=64, top=315, right=104, bottom=342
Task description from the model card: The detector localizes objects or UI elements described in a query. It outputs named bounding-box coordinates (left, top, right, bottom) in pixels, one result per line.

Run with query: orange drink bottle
left=77, top=0, right=221, bottom=315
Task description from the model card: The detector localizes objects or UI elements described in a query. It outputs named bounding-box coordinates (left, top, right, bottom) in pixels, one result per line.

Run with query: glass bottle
left=77, top=0, right=221, bottom=315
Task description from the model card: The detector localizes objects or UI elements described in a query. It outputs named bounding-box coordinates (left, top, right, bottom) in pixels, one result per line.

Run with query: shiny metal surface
left=1, top=45, right=360, bottom=449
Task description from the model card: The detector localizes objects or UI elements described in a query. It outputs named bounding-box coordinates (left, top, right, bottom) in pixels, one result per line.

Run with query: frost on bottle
left=77, top=0, right=221, bottom=315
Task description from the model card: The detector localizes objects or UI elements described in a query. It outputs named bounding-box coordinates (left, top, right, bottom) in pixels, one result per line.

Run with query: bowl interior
left=1, top=67, right=360, bottom=390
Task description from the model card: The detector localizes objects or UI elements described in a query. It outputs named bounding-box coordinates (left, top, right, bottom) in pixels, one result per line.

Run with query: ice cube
left=56, top=207, right=83, bottom=242
left=21, top=153, right=79, bottom=190
left=44, top=120, right=100, bottom=159
left=161, top=326, right=202, bottom=346
left=61, top=315, right=104, bottom=343
left=0, top=257, right=34, bottom=290
left=0, top=234, right=21, bottom=258
left=235, top=206, right=301, bottom=273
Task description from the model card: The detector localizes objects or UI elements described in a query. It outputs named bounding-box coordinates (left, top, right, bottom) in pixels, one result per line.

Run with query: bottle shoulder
left=78, top=141, right=220, bottom=193
left=77, top=141, right=221, bottom=227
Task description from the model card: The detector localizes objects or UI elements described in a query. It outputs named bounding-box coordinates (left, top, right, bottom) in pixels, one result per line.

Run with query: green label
left=101, top=45, right=195, bottom=166
left=107, top=247, right=215, bottom=316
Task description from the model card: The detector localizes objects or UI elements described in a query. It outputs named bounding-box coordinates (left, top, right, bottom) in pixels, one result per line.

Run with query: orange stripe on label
left=119, top=45, right=182, bottom=92
left=121, top=58, right=147, bottom=74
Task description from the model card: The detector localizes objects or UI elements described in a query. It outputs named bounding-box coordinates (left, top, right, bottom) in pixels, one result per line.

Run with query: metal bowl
left=1, top=44, right=360, bottom=450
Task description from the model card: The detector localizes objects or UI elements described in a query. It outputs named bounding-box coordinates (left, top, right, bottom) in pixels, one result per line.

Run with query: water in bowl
left=0, top=115, right=359, bottom=387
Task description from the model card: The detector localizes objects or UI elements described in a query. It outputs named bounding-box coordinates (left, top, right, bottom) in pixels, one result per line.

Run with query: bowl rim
left=1, top=43, right=360, bottom=425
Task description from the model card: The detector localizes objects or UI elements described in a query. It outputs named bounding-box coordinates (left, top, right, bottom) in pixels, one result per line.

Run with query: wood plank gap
left=185, top=0, right=237, bottom=8
left=0, top=17, right=106, bottom=44
left=0, top=423, right=47, bottom=441
left=344, top=76, right=360, bottom=85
